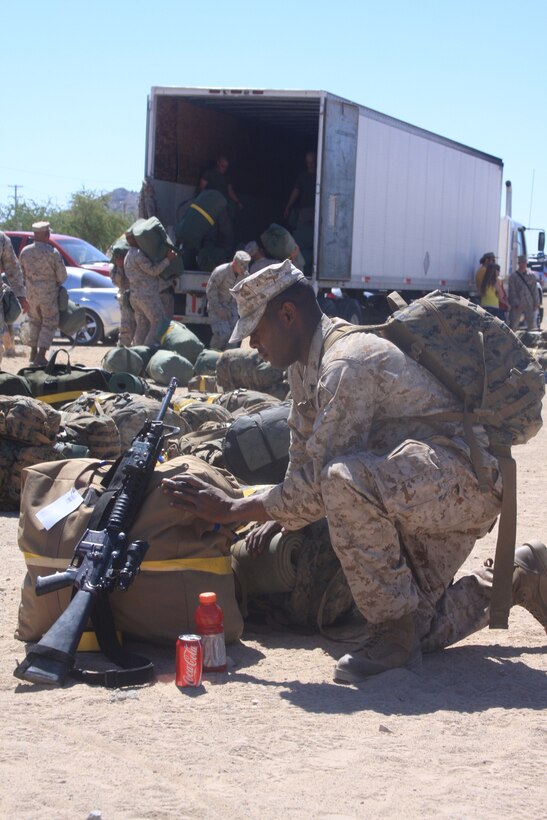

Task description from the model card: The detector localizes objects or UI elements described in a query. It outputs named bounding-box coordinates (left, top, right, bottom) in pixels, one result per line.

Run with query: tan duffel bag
left=16, top=454, right=244, bottom=646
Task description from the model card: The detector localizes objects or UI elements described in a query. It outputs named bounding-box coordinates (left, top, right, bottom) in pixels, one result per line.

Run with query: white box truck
left=143, top=87, right=541, bottom=329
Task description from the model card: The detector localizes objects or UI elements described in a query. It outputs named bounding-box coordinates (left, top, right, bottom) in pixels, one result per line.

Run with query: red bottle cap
left=199, top=592, right=217, bottom=605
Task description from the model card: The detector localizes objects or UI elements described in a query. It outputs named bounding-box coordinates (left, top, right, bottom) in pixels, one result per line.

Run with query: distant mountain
left=107, top=188, right=139, bottom=216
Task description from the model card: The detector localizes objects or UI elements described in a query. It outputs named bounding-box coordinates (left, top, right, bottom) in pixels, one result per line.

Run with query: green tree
left=0, top=189, right=135, bottom=252
left=55, top=189, right=132, bottom=252
left=0, top=199, right=60, bottom=230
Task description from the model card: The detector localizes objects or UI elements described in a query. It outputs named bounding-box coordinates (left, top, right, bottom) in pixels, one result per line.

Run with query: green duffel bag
left=101, top=346, right=145, bottom=376
left=129, top=216, right=184, bottom=282
left=59, top=300, right=87, bottom=337
left=2, top=283, right=22, bottom=324
left=146, top=349, right=194, bottom=387
left=18, top=349, right=110, bottom=408
left=110, top=233, right=129, bottom=262
left=260, top=223, right=306, bottom=271
left=129, top=345, right=158, bottom=369
left=175, top=190, right=227, bottom=249
left=160, top=321, right=204, bottom=365
left=193, top=348, right=221, bottom=375
left=0, top=371, right=33, bottom=397
left=196, top=243, right=229, bottom=273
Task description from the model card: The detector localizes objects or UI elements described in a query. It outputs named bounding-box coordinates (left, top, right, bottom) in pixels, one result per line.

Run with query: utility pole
left=8, top=184, right=23, bottom=229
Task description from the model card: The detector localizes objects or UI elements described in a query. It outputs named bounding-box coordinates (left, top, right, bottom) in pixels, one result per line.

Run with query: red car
left=5, top=231, right=111, bottom=276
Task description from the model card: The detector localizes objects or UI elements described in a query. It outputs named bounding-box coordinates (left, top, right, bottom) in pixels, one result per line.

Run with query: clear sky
left=3, top=0, right=546, bottom=249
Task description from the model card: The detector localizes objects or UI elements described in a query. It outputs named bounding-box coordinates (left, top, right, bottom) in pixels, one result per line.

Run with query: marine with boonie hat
left=163, top=253, right=547, bottom=685
left=229, top=259, right=305, bottom=343
left=19, top=221, right=67, bottom=365
left=206, top=250, right=251, bottom=350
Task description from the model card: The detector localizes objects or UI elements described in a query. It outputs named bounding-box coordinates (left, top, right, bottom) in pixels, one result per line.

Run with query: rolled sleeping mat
left=108, top=372, right=149, bottom=395
left=230, top=530, right=303, bottom=595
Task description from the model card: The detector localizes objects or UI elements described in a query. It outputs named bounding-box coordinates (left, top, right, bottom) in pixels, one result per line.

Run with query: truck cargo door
left=317, top=97, right=359, bottom=281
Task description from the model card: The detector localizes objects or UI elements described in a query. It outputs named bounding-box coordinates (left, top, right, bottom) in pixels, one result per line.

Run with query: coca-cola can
left=176, top=634, right=203, bottom=687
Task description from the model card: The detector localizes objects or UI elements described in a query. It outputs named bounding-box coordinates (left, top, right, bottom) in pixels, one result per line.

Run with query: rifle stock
left=14, top=378, right=179, bottom=687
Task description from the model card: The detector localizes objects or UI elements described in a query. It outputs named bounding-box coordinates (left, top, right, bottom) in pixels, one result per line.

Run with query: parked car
left=6, top=230, right=111, bottom=276
left=64, top=268, right=120, bottom=345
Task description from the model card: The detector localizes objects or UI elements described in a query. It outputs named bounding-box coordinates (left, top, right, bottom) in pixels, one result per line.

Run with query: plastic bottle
left=194, top=591, right=227, bottom=673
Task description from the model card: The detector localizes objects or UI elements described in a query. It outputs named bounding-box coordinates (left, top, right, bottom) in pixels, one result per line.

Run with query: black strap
left=69, top=595, right=155, bottom=688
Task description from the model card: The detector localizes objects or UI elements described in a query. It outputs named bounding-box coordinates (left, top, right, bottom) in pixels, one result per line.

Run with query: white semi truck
left=144, top=87, right=543, bottom=330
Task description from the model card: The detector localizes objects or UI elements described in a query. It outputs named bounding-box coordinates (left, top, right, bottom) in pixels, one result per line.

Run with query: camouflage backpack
left=0, top=396, right=61, bottom=510
left=215, top=348, right=286, bottom=393
left=325, top=290, right=545, bottom=629
left=62, top=391, right=188, bottom=450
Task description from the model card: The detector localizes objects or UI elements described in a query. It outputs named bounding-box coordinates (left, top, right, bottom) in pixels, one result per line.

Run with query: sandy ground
left=0, top=339, right=545, bottom=820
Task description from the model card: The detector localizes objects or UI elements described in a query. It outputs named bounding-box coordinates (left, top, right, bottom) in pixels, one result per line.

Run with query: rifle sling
left=69, top=466, right=156, bottom=688
left=69, top=594, right=155, bottom=688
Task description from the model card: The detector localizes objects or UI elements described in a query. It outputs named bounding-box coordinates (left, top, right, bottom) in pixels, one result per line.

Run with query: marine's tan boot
left=512, top=540, right=547, bottom=633
left=334, top=612, right=422, bottom=684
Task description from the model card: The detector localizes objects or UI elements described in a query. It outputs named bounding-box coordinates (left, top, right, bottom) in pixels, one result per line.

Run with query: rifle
left=14, top=377, right=180, bottom=688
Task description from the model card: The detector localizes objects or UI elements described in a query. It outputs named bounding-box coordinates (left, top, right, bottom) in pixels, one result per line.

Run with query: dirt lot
left=0, top=340, right=545, bottom=820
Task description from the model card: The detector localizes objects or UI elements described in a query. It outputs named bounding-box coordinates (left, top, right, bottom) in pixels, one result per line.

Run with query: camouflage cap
left=233, top=250, right=251, bottom=270
left=229, top=259, right=306, bottom=343
left=32, top=221, right=50, bottom=231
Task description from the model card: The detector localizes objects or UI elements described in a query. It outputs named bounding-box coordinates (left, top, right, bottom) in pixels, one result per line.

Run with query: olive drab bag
left=16, top=455, right=244, bottom=647
left=324, top=290, right=545, bottom=629
left=223, top=402, right=291, bottom=486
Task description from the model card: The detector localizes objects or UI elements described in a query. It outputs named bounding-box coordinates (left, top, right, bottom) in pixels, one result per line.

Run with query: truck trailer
left=144, top=87, right=519, bottom=327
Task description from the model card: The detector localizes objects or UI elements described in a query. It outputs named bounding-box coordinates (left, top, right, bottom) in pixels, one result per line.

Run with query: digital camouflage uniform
left=159, top=280, right=175, bottom=323
left=508, top=268, right=540, bottom=330
left=0, top=232, right=26, bottom=362
left=19, top=239, right=66, bottom=349
left=262, top=314, right=503, bottom=652
left=110, top=262, right=135, bottom=347
left=124, top=246, right=169, bottom=345
left=206, top=261, right=243, bottom=350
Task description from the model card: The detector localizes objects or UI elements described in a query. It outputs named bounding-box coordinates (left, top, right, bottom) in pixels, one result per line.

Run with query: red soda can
left=176, top=634, right=203, bottom=687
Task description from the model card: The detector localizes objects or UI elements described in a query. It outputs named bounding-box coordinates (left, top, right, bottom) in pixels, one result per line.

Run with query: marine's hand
left=245, top=520, right=282, bottom=557
left=20, top=297, right=29, bottom=314
left=162, top=473, right=236, bottom=523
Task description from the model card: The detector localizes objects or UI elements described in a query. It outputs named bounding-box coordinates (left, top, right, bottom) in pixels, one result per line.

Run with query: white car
left=64, top=267, right=120, bottom=345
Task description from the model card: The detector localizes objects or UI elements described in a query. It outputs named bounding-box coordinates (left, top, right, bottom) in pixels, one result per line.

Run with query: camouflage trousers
left=160, top=287, right=174, bottom=322
left=209, top=318, right=235, bottom=352
left=130, top=292, right=166, bottom=346
left=509, top=304, right=536, bottom=331
left=27, top=292, right=59, bottom=349
left=320, top=438, right=503, bottom=651
left=118, top=300, right=136, bottom=347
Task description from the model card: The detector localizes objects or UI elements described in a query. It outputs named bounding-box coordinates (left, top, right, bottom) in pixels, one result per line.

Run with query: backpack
left=325, top=290, right=545, bottom=628
left=0, top=396, right=62, bottom=510
left=223, top=402, right=291, bottom=486
left=215, top=347, right=287, bottom=394
left=61, top=391, right=188, bottom=450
